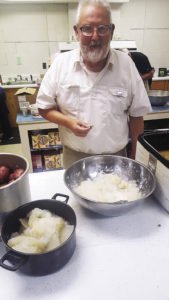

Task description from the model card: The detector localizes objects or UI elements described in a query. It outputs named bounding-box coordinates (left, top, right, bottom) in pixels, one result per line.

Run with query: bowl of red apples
left=0, top=153, right=31, bottom=214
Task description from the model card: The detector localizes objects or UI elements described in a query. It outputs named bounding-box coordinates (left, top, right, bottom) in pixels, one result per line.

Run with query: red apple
left=12, top=168, right=25, bottom=179
left=0, top=165, right=10, bottom=183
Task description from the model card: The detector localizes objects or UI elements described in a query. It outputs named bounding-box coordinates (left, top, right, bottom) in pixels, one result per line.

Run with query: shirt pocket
left=108, top=87, right=129, bottom=115
left=57, top=84, right=80, bottom=115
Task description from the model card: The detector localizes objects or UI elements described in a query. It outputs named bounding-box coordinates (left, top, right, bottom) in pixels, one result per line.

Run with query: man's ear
left=73, top=25, right=79, bottom=41
left=111, top=24, right=115, bottom=39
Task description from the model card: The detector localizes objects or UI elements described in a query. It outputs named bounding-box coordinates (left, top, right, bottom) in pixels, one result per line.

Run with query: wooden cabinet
left=4, top=88, right=18, bottom=128
left=4, top=87, right=39, bottom=128
left=164, top=80, right=169, bottom=89
left=151, top=80, right=169, bottom=90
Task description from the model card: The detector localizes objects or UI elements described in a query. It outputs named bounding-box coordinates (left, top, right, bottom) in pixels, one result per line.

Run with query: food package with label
left=48, top=131, right=61, bottom=146
left=32, top=135, right=40, bottom=149
left=39, top=135, right=50, bottom=148
left=44, top=154, right=57, bottom=170
left=32, top=154, right=43, bottom=170
left=55, top=154, right=61, bottom=168
left=44, top=151, right=62, bottom=170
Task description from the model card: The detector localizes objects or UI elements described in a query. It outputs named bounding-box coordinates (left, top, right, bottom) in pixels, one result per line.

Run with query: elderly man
left=36, top=0, right=151, bottom=168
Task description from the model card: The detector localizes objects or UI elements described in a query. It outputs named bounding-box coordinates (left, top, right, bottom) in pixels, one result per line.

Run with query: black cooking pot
left=0, top=193, right=76, bottom=276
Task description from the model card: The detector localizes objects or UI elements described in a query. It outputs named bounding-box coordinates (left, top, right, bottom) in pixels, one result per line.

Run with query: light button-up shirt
left=36, top=48, right=151, bottom=154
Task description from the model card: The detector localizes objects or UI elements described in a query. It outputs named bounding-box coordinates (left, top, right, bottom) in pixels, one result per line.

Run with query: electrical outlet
left=42, top=62, right=47, bottom=69
left=17, top=56, right=22, bottom=65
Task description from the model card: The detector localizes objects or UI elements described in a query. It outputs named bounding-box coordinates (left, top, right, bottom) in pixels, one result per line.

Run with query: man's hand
left=38, top=108, right=93, bottom=137
left=68, top=119, right=93, bottom=137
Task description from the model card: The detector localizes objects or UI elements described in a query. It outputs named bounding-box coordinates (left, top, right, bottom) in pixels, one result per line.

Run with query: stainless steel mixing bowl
left=0, top=153, right=31, bottom=213
left=148, top=90, right=169, bottom=106
left=64, top=155, right=156, bottom=217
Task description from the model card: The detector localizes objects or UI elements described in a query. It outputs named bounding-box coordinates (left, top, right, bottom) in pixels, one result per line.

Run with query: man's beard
left=81, top=42, right=110, bottom=63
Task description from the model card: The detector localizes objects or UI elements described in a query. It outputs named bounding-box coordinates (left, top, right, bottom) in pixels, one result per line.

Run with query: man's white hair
left=76, top=0, right=112, bottom=24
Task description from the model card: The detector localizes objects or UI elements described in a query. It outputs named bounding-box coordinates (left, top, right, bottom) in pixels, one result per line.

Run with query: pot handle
left=52, top=193, right=69, bottom=204
left=0, top=250, right=27, bottom=271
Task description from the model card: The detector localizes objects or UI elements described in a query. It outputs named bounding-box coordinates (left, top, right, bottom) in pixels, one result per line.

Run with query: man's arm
left=38, top=108, right=92, bottom=137
left=128, top=116, right=144, bottom=159
left=140, top=68, right=155, bottom=81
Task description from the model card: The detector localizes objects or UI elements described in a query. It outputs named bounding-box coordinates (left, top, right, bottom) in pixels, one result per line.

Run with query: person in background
left=129, top=51, right=155, bottom=91
left=0, top=87, right=14, bottom=143
left=36, top=0, right=151, bottom=168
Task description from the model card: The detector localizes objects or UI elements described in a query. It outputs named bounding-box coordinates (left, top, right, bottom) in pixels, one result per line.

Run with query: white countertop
left=16, top=113, right=45, bottom=124
left=1, top=75, right=169, bottom=88
left=1, top=84, right=38, bottom=89
left=153, top=75, right=169, bottom=81
left=144, top=103, right=169, bottom=120
left=0, top=170, right=169, bottom=300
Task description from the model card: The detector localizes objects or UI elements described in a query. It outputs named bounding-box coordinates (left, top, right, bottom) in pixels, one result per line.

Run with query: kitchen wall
left=0, top=0, right=169, bottom=79
left=120, top=0, right=169, bottom=72
left=0, top=3, right=69, bottom=79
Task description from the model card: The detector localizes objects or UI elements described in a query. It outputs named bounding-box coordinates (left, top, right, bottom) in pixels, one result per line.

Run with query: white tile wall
left=120, top=0, right=169, bottom=69
left=0, top=5, right=48, bottom=42
left=145, top=0, right=169, bottom=28
left=144, top=30, right=169, bottom=69
left=0, top=3, right=69, bottom=76
left=0, top=0, right=169, bottom=76
left=46, top=4, right=68, bottom=41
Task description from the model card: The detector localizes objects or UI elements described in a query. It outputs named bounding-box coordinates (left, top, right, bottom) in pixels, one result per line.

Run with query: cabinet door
left=151, top=80, right=166, bottom=90
left=5, top=88, right=18, bottom=128
left=164, top=80, right=169, bottom=90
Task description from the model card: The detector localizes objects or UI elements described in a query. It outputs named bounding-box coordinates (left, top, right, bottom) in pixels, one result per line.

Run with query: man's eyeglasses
left=79, top=24, right=113, bottom=36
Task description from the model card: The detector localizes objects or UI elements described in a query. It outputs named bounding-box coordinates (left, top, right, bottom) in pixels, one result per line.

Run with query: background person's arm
left=140, top=68, right=155, bottom=81
left=38, top=108, right=92, bottom=137
left=128, top=116, right=144, bottom=159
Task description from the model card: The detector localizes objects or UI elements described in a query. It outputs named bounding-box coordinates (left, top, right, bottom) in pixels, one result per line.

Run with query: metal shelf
left=30, top=144, right=63, bottom=152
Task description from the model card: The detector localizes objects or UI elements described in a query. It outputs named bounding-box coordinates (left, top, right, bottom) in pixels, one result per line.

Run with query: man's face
left=74, top=4, right=114, bottom=64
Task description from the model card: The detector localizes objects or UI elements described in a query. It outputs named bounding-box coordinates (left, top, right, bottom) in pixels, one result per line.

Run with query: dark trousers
left=0, top=87, right=12, bottom=138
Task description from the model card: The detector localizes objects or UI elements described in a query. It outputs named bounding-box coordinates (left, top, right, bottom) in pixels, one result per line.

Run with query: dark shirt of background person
left=129, top=51, right=155, bottom=88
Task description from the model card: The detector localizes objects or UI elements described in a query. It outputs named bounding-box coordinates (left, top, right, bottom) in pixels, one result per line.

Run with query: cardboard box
left=39, top=135, right=50, bottom=148
left=15, top=87, right=37, bottom=113
left=44, top=151, right=62, bottom=170
left=31, top=135, right=40, bottom=149
left=44, top=155, right=56, bottom=170
left=48, top=131, right=61, bottom=146
left=32, top=154, right=43, bottom=170
left=15, top=87, right=36, bottom=96
left=55, top=154, right=61, bottom=168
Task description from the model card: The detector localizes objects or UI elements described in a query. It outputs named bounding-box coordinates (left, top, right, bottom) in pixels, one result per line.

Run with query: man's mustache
left=90, top=41, right=102, bottom=47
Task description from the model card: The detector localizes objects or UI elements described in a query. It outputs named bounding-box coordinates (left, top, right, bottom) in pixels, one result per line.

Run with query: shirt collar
left=106, top=50, right=114, bottom=69
left=71, top=48, right=81, bottom=71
